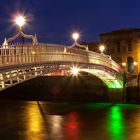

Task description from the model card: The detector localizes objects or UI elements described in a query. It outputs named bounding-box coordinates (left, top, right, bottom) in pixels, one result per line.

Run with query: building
left=99, top=28, right=140, bottom=74
left=81, top=42, right=99, bottom=52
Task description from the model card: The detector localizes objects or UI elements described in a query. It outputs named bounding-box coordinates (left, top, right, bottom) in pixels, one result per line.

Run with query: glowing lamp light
left=70, top=67, right=79, bottom=76
left=72, top=33, right=79, bottom=41
left=32, top=51, right=35, bottom=55
left=122, top=62, right=126, bottom=66
left=99, top=45, right=105, bottom=53
left=15, top=16, right=25, bottom=27
left=134, top=61, right=138, bottom=66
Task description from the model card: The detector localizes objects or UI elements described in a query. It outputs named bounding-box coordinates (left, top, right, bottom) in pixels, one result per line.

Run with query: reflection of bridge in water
left=0, top=42, right=124, bottom=91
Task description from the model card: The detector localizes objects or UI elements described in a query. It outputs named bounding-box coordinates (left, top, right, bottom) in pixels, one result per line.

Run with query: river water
left=0, top=101, right=140, bottom=140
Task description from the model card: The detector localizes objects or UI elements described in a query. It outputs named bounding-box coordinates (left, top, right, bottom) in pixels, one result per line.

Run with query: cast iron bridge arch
left=0, top=43, right=125, bottom=91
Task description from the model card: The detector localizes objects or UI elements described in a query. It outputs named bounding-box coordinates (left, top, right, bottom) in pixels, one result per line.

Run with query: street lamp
left=2, top=14, right=38, bottom=46
left=15, top=16, right=26, bottom=28
left=68, top=32, right=88, bottom=51
left=134, top=61, right=138, bottom=66
left=99, top=45, right=105, bottom=54
left=122, top=62, right=126, bottom=67
left=72, top=32, right=79, bottom=42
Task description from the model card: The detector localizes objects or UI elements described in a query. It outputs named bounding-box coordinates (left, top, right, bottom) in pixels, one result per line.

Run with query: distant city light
left=99, top=45, right=105, bottom=53
left=122, top=62, right=126, bottom=66
left=134, top=61, right=138, bottom=66
left=15, top=16, right=26, bottom=27
left=70, top=66, right=79, bottom=76
left=72, top=33, right=79, bottom=41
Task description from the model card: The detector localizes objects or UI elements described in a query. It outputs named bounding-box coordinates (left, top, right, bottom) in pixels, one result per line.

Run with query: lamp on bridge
left=15, top=16, right=26, bottom=29
left=2, top=14, right=38, bottom=47
left=72, top=32, right=79, bottom=42
left=99, top=45, right=105, bottom=54
left=68, top=32, right=88, bottom=51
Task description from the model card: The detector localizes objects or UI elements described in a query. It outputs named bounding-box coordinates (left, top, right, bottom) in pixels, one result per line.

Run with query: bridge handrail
left=0, top=43, right=122, bottom=74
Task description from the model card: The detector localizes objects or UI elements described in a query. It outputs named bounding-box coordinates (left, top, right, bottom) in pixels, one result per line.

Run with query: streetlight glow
left=72, top=33, right=79, bottom=41
left=122, top=62, right=126, bottom=66
left=15, top=16, right=26, bottom=27
left=134, top=61, right=138, bottom=66
left=99, top=45, right=105, bottom=53
left=70, top=66, right=79, bottom=76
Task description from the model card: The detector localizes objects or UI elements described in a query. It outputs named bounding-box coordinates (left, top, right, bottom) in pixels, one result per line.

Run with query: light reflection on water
left=64, top=112, right=80, bottom=140
left=0, top=101, right=140, bottom=140
left=107, top=105, right=125, bottom=140
left=127, top=106, right=140, bottom=139
left=24, top=102, right=48, bottom=140
left=47, top=115, right=63, bottom=140
left=26, top=103, right=42, bottom=132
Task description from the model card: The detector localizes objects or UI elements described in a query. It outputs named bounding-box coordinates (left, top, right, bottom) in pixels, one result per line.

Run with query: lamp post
left=68, top=32, right=88, bottom=51
left=121, top=62, right=127, bottom=103
left=2, top=14, right=38, bottom=46
left=15, top=16, right=26, bottom=44
left=133, top=61, right=139, bottom=102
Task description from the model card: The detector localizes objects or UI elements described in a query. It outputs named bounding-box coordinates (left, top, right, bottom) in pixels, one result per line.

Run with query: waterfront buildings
left=83, top=28, right=140, bottom=74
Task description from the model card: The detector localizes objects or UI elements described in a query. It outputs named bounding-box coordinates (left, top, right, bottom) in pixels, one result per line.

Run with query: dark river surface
left=0, top=101, right=140, bottom=140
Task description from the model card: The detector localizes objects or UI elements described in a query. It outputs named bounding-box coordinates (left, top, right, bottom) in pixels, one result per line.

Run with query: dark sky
left=0, top=0, right=140, bottom=45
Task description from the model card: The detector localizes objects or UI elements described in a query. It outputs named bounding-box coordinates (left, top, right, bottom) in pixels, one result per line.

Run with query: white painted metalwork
left=0, top=43, right=123, bottom=91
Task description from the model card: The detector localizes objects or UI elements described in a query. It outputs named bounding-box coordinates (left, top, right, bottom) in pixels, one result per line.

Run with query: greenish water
left=0, top=101, right=140, bottom=140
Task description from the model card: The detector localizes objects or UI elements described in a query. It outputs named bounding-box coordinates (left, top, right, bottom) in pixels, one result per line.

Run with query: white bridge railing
left=0, top=43, right=122, bottom=73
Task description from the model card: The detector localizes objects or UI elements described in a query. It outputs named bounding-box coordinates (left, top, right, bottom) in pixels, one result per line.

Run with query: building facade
left=82, top=42, right=99, bottom=52
left=99, top=28, right=140, bottom=74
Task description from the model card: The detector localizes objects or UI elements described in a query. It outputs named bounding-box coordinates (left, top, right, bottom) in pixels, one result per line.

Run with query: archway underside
left=80, top=69, right=123, bottom=89
left=0, top=63, right=124, bottom=91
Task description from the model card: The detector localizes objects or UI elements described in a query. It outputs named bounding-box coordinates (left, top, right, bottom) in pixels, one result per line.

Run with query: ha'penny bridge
left=0, top=41, right=125, bottom=90
left=0, top=16, right=134, bottom=92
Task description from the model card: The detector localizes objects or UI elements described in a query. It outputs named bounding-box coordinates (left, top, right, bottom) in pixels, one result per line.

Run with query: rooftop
left=100, top=28, right=140, bottom=36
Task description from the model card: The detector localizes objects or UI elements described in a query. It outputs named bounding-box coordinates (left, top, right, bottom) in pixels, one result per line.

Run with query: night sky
left=0, top=0, right=140, bottom=45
